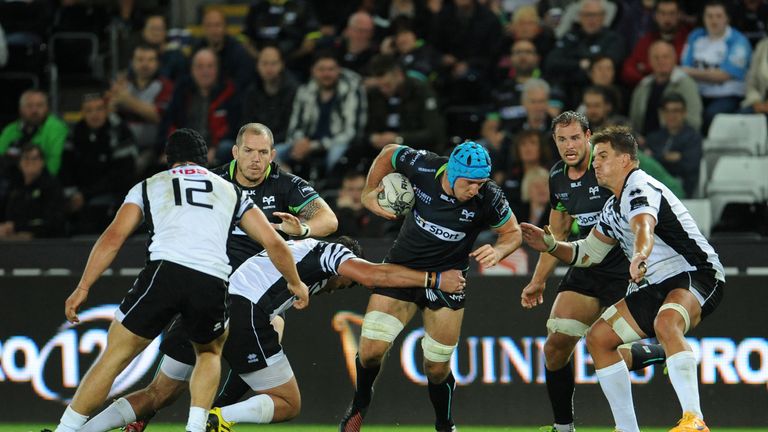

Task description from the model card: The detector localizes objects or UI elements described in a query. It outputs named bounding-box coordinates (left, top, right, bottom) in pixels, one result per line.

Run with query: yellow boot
left=669, top=412, right=709, bottom=432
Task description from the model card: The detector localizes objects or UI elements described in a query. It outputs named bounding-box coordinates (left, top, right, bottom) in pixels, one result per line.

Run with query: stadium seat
left=48, top=32, right=105, bottom=114
left=680, top=199, right=712, bottom=238
left=704, top=114, right=768, bottom=156
left=706, top=156, right=768, bottom=222
left=0, top=72, right=39, bottom=128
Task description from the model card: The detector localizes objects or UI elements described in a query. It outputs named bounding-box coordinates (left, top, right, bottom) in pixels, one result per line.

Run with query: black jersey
left=228, top=239, right=355, bottom=317
left=386, top=146, right=512, bottom=271
left=548, top=157, right=628, bottom=277
left=211, top=161, right=320, bottom=270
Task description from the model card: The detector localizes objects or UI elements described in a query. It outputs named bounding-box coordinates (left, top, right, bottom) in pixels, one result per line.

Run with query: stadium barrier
left=0, top=273, right=765, bottom=426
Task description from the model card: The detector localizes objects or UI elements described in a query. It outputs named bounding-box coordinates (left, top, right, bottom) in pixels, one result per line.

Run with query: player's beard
left=564, top=152, right=587, bottom=169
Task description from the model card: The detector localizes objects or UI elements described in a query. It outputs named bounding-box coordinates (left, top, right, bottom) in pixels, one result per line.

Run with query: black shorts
left=558, top=267, right=631, bottom=307
left=373, top=286, right=465, bottom=310
left=160, top=294, right=281, bottom=374
left=117, top=260, right=228, bottom=344
left=624, top=269, right=725, bottom=337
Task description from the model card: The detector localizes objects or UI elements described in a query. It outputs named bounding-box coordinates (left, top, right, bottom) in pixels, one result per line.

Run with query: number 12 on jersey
left=172, top=178, right=213, bottom=209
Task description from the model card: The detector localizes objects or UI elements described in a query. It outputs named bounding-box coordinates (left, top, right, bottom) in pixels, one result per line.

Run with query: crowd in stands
left=0, top=0, right=767, bottom=239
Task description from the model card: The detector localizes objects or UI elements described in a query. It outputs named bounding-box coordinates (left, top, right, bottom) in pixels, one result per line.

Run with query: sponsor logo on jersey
left=571, top=181, right=582, bottom=188
left=460, top=209, right=475, bottom=222
left=589, top=186, right=600, bottom=196
left=555, top=192, right=569, bottom=201
left=418, top=167, right=436, bottom=173
left=299, top=184, right=315, bottom=198
left=630, top=196, right=650, bottom=211
left=629, top=188, right=643, bottom=197
left=425, top=289, right=438, bottom=302
left=414, top=211, right=466, bottom=241
left=413, top=186, right=433, bottom=205
left=263, top=196, right=276, bottom=206
left=247, top=353, right=259, bottom=363
left=440, top=193, right=456, bottom=203
left=575, top=211, right=601, bottom=227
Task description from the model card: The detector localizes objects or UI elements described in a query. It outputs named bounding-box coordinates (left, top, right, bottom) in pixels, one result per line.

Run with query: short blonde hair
left=235, top=123, right=274, bottom=147
left=512, top=5, right=540, bottom=24
left=521, top=166, right=550, bottom=202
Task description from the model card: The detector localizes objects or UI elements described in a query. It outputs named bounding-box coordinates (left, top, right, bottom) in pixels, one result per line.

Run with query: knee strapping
left=546, top=318, right=590, bottom=337
left=600, top=305, right=642, bottom=343
left=421, top=334, right=457, bottom=363
left=361, top=311, right=404, bottom=343
left=659, top=303, right=691, bottom=333
left=159, top=355, right=193, bottom=381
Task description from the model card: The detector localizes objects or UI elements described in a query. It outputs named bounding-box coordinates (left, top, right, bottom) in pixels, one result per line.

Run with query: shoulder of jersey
left=549, top=160, right=566, bottom=178
left=209, top=163, right=230, bottom=180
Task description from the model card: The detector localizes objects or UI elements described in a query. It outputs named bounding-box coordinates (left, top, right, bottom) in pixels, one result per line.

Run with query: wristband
left=424, top=272, right=429, bottom=288
left=434, top=272, right=441, bottom=290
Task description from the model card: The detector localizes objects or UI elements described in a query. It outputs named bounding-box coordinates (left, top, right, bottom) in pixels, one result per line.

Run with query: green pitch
left=5, top=425, right=768, bottom=432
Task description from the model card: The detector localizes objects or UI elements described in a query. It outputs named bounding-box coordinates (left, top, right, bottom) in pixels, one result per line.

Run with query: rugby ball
left=378, top=173, right=415, bottom=216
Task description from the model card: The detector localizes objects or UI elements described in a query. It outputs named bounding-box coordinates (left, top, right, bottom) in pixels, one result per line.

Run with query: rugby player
left=522, top=126, right=724, bottom=432
left=76, top=236, right=466, bottom=432
left=520, top=112, right=665, bottom=432
left=339, top=141, right=522, bottom=432
left=52, top=129, right=307, bottom=432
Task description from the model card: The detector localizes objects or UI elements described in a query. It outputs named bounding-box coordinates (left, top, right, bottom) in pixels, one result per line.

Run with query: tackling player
left=522, top=126, right=724, bottom=432
left=75, top=236, right=466, bottom=432
left=339, top=141, right=522, bottom=432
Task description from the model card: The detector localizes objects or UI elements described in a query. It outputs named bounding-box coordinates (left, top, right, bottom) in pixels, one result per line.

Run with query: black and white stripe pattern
left=596, top=169, right=725, bottom=284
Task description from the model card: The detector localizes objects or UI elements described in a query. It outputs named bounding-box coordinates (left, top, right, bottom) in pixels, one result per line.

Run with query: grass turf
left=5, top=425, right=768, bottom=432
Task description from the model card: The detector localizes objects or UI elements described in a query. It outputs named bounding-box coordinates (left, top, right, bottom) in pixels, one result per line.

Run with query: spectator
left=550, top=0, right=619, bottom=38
left=518, top=165, right=550, bottom=227
left=629, top=40, right=702, bottom=136
left=283, top=52, right=366, bottom=183
left=429, top=0, right=503, bottom=105
left=110, top=43, right=173, bottom=176
left=645, top=93, right=702, bottom=198
left=489, top=40, right=547, bottom=131
left=241, top=0, right=318, bottom=60
left=731, top=0, right=768, bottom=47
left=680, top=0, right=752, bottom=132
left=242, top=45, right=299, bottom=146
left=501, top=5, right=556, bottom=61
left=0, top=90, right=68, bottom=177
left=586, top=55, right=626, bottom=114
left=332, top=170, right=390, bottom=237
left=621, top=0, right=692, bottom=87
left=740, top=36, right=768, bottom=114
left=63, top=94, right=137, bottom=233
left=364, top=55, right=445, bottom=159
left=327, top=11, right=378, bottom=75
left=161, top=48, right=239, bottom=166
left=582, top=85, right=629, bottom=131
left=545, top=0, right=625, bottom=105
left=498, top=129, right=552, bottom=214
left=193, top=8, right=253, bottom=90
left=382, top=16, right=441, bottom=82
left=138, top=14, right=188, bottom=82
left=505, top=79, right=556, bottom=161
left=0, top=144, right=66, bottom=239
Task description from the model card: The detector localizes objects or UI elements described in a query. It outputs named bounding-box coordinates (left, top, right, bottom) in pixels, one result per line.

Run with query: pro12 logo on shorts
left=414, top=211, right=466, bottom=241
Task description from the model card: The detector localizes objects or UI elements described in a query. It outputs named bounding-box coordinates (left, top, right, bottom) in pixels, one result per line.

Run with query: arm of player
left=470, top=212, right=522, bottom=269
left=65, top=203, right=143, bottom=323
left=338, top=259, right=466, bottom=294
left=361, top=144, right=400, bottom=220
left=521, top=209, right=573, bottom=309
left=240, top=207, right=310, bottom=309
left=629, top=213, right=656, bottom=283
left=298, top=197, right=338, bottom=237
left=521, top=223, right=616, bottom=266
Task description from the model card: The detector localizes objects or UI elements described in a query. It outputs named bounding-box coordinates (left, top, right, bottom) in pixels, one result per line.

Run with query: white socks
left=79, top=398, right=136, bottom=432
left=55, top=406, right=89, bottom=432
left=221, top=394, right=275, bottom=424
left=185, top=406, right=208, bottom=432
left=595, top=360, right=639, bottom=432
left=666, top=351, right=703, bottom=418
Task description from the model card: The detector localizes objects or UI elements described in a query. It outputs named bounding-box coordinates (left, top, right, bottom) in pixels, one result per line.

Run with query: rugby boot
left=436, top=423, right=457, bottom=431
left=669, top=412, right=709, bottom=432
left=339, top=402, right=368, bottom=432
left=122, top=419, right=150, bottom=432
left=539, top=425, right=575, bottom=432
left=206, top=407, right=235, bottom=432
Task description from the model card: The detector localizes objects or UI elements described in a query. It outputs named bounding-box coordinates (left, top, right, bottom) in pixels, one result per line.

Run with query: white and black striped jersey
left=595, top=169, right=725, bottom=284
left=124, top=165, right=254, bottom=280
left=228, top=239, right=356, bottom=318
